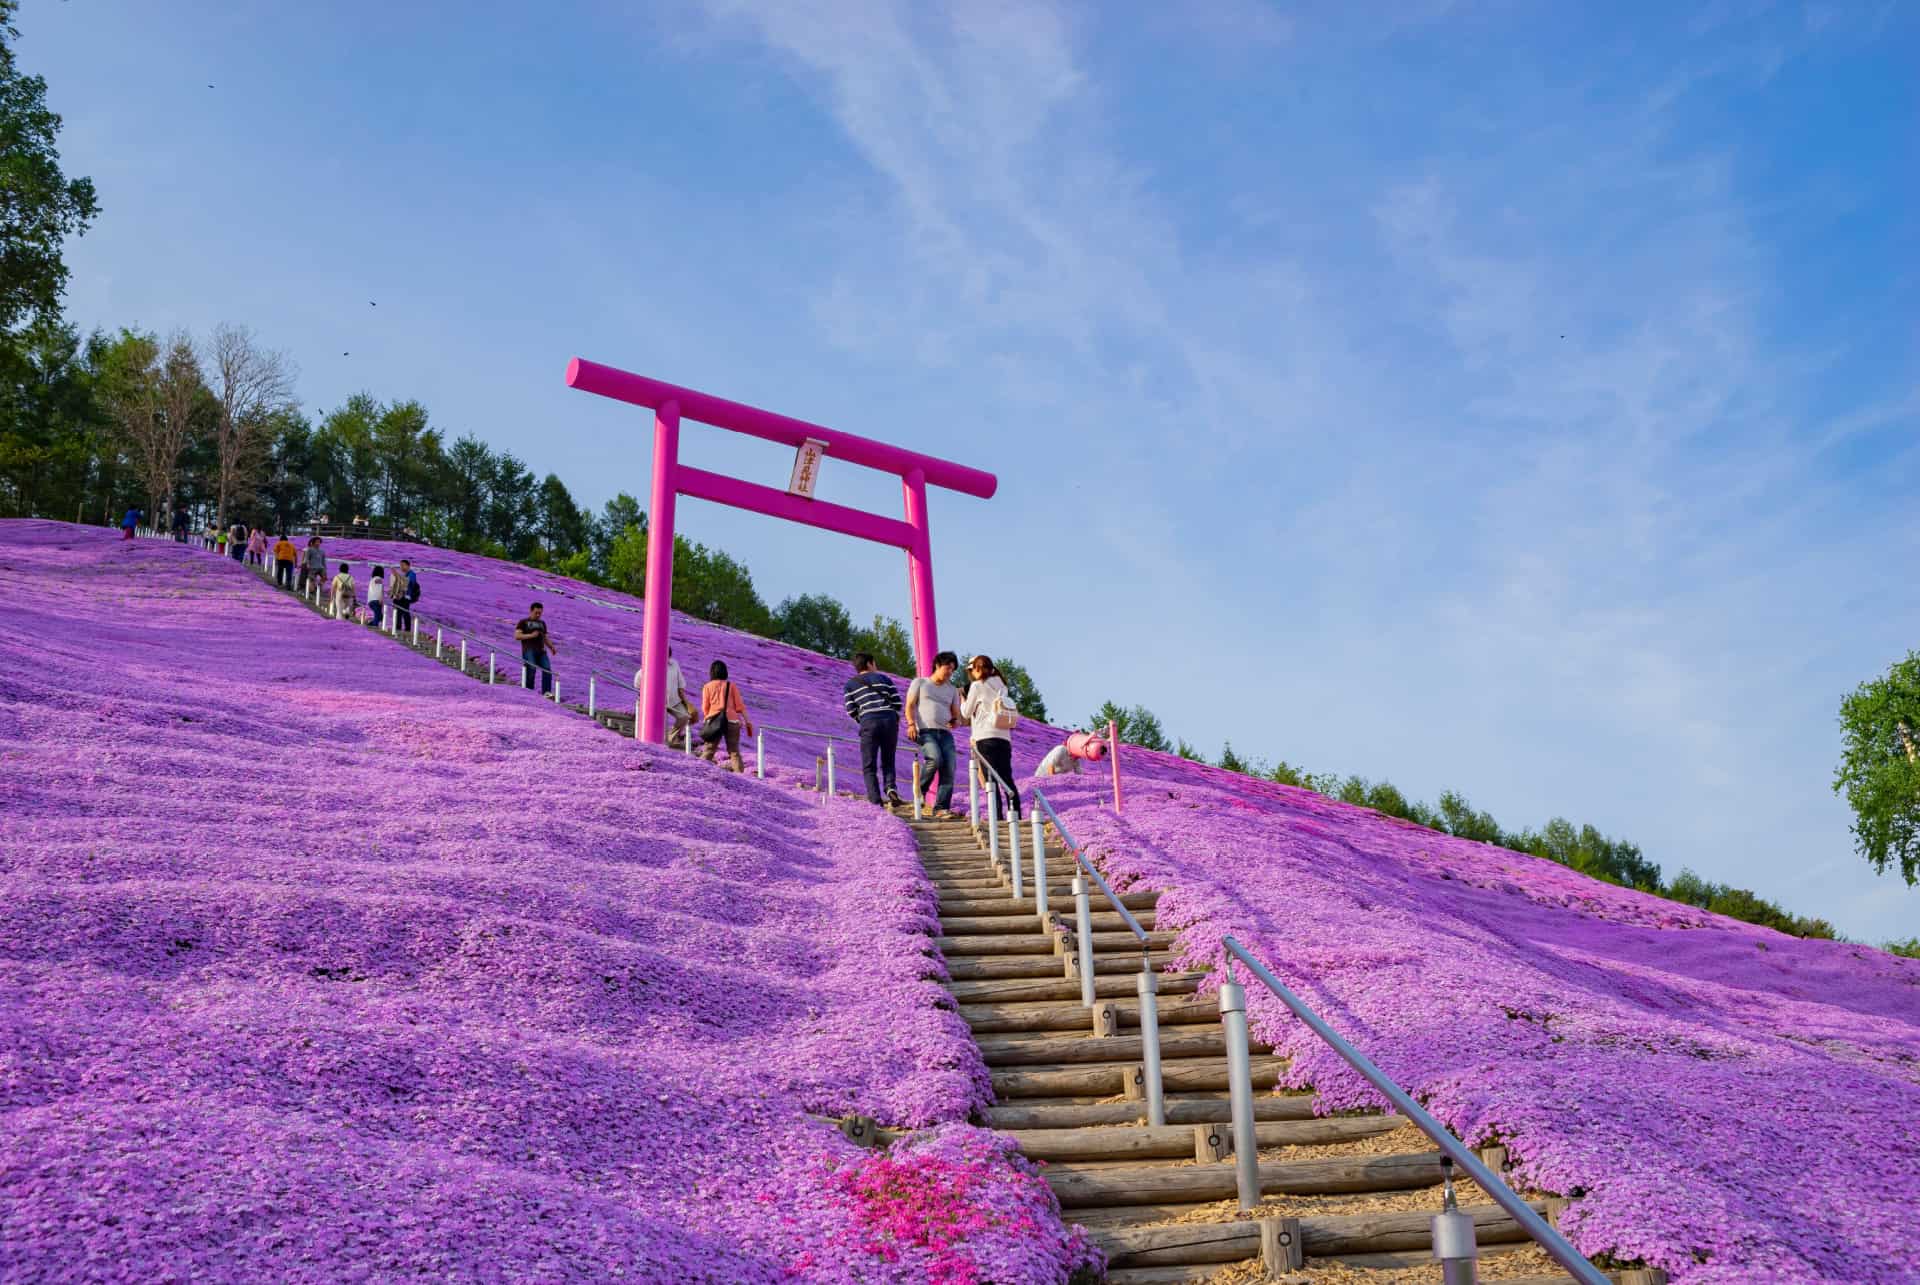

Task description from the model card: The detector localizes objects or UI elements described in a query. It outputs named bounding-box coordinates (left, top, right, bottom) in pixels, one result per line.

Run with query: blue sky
left=25, top=1, right=1919, bottom=940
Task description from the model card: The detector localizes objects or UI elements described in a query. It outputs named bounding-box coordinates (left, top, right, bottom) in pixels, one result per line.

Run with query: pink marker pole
left=637, top=401, right=681, bottom=744
left=902, top=467, right=936, bottom=675
left=1109, top=718, right=1124, bottom=815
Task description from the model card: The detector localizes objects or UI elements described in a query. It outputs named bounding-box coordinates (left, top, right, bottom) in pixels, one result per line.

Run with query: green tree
left=606, top=521, right=647, bottom=594
left=0, top=1, right=98, bottom=333
left=534, top=472, right=588, bottom=559
left=851, top=614, right=915, bottom=676
left=484, top=451, right=538, bottom=556
left=1, top=318, right=103, bottom=519
left=592, top=493, right=644, bottom=576
left=369, top=398, right=438, bottom=523
left=1175, top=740, right=1207, bottom=762
left=440, top=434, right=494, bottom=540
left=1219, top=742, right=1250, bottom=774
left=672, top=537, right=773, bottom=633
left=1090, top=701, right=1171, bottom=753
left=1834, top=651, right=1920, bottom=885
left=775, top=592, right=856, bottom=658
left=995, top=656, right=1048, bottom=724
left=1436, top=789, right=1503, bottom=844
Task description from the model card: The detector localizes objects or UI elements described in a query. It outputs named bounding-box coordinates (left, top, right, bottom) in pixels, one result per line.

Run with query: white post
left=1221, top=980, right=1260, bottom=1209
left=1031, top=811, right=1050, bottom=928
left=411, top=618, right=420, bottom=647
left=1073, top=874, right=1097, bottom=1007
left=552, top=678, right=560, bottom=704
left=968, top=757, right=979, bottom=828
left=911, top=757, right=923, bottom=821
left=684, top=722, right=693, bottom=755
left=1008, top=799, right=1025, bottom=903
left=756, top=731, right=765, bottom=778
left=826, top=744, right=836, bottom=798
left=459, top=639, right=467, bottom=673
left=1138, top=968, right=1166, bottom=1127
left=588, top=676, right=597, bottom=718
left=436, top=628, right=443, bottom=659
left=987, top=787, right=1001, bottom=869
left=488, top=652, right=496, bottom=685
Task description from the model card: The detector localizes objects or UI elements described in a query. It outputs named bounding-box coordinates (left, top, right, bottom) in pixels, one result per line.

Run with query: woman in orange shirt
left=697, top=660, right=755, bottom=772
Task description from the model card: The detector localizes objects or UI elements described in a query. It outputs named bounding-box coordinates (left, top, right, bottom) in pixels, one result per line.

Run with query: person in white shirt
left=637, top=646, right=694, bottom=746
left=367, top=565, right=386, bottom=629
left=960, top=653, right=1020, bottom=819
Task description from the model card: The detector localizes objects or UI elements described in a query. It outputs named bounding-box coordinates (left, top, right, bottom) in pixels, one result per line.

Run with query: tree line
left=1087, top=700, right=1875, bottom=946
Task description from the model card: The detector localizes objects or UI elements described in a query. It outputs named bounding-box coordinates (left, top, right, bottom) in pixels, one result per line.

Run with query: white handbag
left=992, top=695, right=1020, bottom=731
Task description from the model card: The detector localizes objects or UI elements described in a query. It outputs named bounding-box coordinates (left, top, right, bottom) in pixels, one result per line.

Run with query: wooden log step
left=959, top=992, right=1217, bottom=1033
left=991, top=1055, right=1285, bottom=1100
left=976, top=1028, right=1247, bottom=1067
left=1103, top=1267, right=1219, bottom=1285
left=1095, top=1199, right=1542, bottom=1268
left=1008, top=1115, right=1405, bottom=1163
left=1061, top=930, right=1181, bottom=953
left=1046, top=1150, right=1444, bottom=1209
left=941, top=911, right=1156, bottom=936
left=938, top=890, right=1158, bottom=916
left=944, top=973, right=1204, bottom=1004
left=945, top=953, right=1176, bottom=981
left=982, top=1094, right=1316, bottom=1130
left=936, top=934, right=1062, bottom=956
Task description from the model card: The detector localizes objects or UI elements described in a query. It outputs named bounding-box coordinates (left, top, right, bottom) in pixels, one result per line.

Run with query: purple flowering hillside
left=307, top=532, right=1075, bottom=777
left=0, top=521, right=1097, bottom=1283
left=1042, top=754, right=1920, bottom=1282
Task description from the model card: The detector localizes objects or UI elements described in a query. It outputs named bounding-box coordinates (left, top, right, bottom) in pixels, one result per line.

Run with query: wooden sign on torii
left=564, top=358, right=998, bottom=745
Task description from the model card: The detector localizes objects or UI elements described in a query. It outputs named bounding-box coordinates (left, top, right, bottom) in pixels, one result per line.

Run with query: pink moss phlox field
left=0, top=522, right=1090, bottom=1282
left=1039, top=751, right=1920, bottom=1282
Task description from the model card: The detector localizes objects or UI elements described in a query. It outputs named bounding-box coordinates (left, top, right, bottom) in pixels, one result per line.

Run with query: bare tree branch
left=202, top=322, right=296, bottom=526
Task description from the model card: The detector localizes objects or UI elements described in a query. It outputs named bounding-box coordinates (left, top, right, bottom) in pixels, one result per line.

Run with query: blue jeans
left=858, top=715, right=899, bottom=804
left=916, top=728, right=957, bottom=812
left=521, top=648, right=551, bottom=694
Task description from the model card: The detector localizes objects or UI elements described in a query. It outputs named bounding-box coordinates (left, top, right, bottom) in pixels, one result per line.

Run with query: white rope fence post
left=912, top=759, right=923, bottom=821
left=968, top=756, right=979, bottom=829
left=1008, top=795, right=1025, bottom=903
left=588, top=676, right=597, bottom=719
left=1031, top=810, right=1050, bottom=928
left=825, top=743, right=836, bottom=798
left=488, top=652, right=496, bottom=685
left=459, top=638, right=467, bottom=674
left=756, top=731, right=765, bottom=778
left=988, top=786, right=1001, bottom=870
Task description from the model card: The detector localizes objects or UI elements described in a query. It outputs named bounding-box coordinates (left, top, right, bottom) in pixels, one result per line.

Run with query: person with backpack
left=515, top=602, right=556, bottom=694
left=961, top=653, right=1021, bottom=819
left=905, top=651, right=965, bottom=818
left=843, top=651, right=905, bottom=807
left=697, top=660, right=754, bottom=771
left=120, top=507, right=141, bottom=540
left=330, top=563, right=358, bottom=620
left=393, top=558, right=419, bottom=634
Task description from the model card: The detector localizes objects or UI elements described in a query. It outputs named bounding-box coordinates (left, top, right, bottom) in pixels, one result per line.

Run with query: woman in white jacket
left=962, top=654, right=1020, bottom=820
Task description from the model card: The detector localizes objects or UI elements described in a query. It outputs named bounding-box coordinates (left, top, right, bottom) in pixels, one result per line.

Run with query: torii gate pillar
left=566, top=358, right=996, bottom=744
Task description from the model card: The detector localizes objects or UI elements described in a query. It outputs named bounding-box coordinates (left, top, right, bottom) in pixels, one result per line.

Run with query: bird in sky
left=342, top=351, right=350, bottom=357
left=369, top=301, right=377, bottom=307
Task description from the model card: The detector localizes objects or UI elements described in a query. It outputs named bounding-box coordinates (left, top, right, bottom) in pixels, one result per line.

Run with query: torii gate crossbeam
left=565, top=357, right=997, bottom=744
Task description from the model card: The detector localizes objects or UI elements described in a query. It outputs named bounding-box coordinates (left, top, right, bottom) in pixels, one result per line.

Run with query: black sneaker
left=886, top=790, right=906, bottom=808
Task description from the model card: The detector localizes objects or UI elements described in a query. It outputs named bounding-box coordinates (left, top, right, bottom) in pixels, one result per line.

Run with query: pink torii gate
left=565, top=358, right=998, bottom=744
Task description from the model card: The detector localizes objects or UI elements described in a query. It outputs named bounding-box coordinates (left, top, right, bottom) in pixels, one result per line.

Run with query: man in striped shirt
left=844, top=652, right=905, bottom=807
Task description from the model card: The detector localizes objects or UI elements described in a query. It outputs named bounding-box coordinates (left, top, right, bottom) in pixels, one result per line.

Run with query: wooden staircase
left=911, top=816, right=1662, bottom=1285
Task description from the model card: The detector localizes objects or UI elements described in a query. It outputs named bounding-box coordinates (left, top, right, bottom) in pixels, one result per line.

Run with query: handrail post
left=968, top=756, right=979, bottom=829
left=987, top=787, right=1001, bottom=870
left=1434, top=1157, right=1479, bottom=1284
left=1030, top=811, right=1050, bottom=928
left=684, top=722, right=693, bottom=754
left=1219, top=979, right=1260, bottom=1209
left=552, top=678, right=560, bottom=704
left=1137, top=966, right=1166, bottom=1127
left=488, top=652, right=496, bottom=685
left=588, top=676, right=597, bottom=718
left=1008, top=795, right=1025, bottom=903
left=435, top=627, right=443, bottom=659
left=459, top=639, right=467, bottom=673
left=1072, top=875, right=1096, bottom=1007
left=411, top=617, right=419, bottom=647
left=756, top=731, right=765, bottom=778
left=826, top=743, right=836, bottom=798
left=911, top=758, right=923, bottom=820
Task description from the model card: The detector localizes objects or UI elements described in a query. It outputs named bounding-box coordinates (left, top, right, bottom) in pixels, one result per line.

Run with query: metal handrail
left=1031, top=788, right=1150, bottom=943
left=759, top=722, right=859, bottom=744
left=1221, top=935, right=1607, bottom=1284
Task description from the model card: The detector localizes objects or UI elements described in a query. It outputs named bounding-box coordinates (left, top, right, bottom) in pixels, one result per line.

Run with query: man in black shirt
left=843, top=651, right=905, bottom=807
left=515, top=602, right=555, bottom=695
